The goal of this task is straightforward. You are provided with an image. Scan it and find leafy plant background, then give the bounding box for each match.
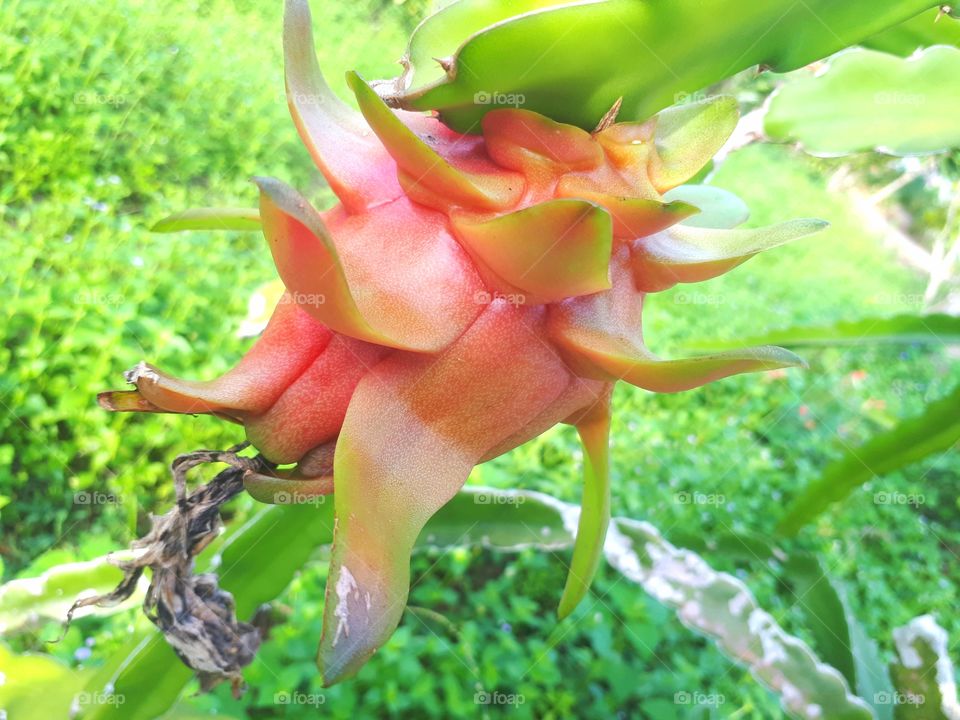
[1,0,958,718]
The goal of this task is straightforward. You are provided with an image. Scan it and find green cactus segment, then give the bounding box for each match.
[649,97,739,190]
[283,0,401,212]
[451,199,613,303]
[664,185,749,229]
[558,396,612,619]
[765,46,960,156]
[549,250,807,393]
[864,7,960,55]
[151,207,261,233]
[346,71,522,211]
[376,0,942,132]
[401,0,578,92]
[632,219,829,292]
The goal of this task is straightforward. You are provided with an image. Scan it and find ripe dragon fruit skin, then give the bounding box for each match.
[98,0,824,685]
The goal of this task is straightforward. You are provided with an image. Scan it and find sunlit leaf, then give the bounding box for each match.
[0,554,145,635]
[778,383,960,535]
[765,47,960,155]
[151,208,261,233]
[696,314,960,349]
[376,0,943,132]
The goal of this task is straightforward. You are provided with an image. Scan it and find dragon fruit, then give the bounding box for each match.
[99,0,824,684]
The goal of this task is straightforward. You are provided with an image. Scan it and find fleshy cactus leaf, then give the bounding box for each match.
[550,248,806,392]
[631,219,828,292]
[319,301,585,684]
[765,46,960,156]
[100,298,332,420]
[346,71,523,211]
[557,395,612,619]
[283,0,401,212]
[585,344,807,394]
[451,199,613,303]
[376,0,942,133]
[256,176,482,352]
[649,96,740,191]
[663,185,750,229]
[151,207,261,233]
[557,189,699,239]
[863,7,960,56]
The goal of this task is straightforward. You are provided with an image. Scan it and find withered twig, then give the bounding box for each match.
[61,443,273,696]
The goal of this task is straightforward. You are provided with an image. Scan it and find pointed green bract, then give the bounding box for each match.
[256,176,481,352]
[151,207,260,233]
[283,0,400,211]
[632,219,828,292]
[651,96,739,190]
[663,185,749,229]
[451,199,613,303]
[346,72,522,211]
[558,396,612,619]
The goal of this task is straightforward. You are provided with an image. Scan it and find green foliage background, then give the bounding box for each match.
[1,0,957,717]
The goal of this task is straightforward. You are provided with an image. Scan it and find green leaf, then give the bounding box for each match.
[864,8,960,55]
[376,0,942,132]
[70,487,874,719]
[151,208,261,233]
[784,555,895,719]
[664,185,750,229]
[0,554,145,635]
[423,486,574,550]
[696,314,960,349]
[778,383,960,535]
[889,615,960,719]
[784,554,858,689]
[765,47,960,155]
[0,642,91,717]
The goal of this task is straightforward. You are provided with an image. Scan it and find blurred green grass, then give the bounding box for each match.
[1,0,957,718]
